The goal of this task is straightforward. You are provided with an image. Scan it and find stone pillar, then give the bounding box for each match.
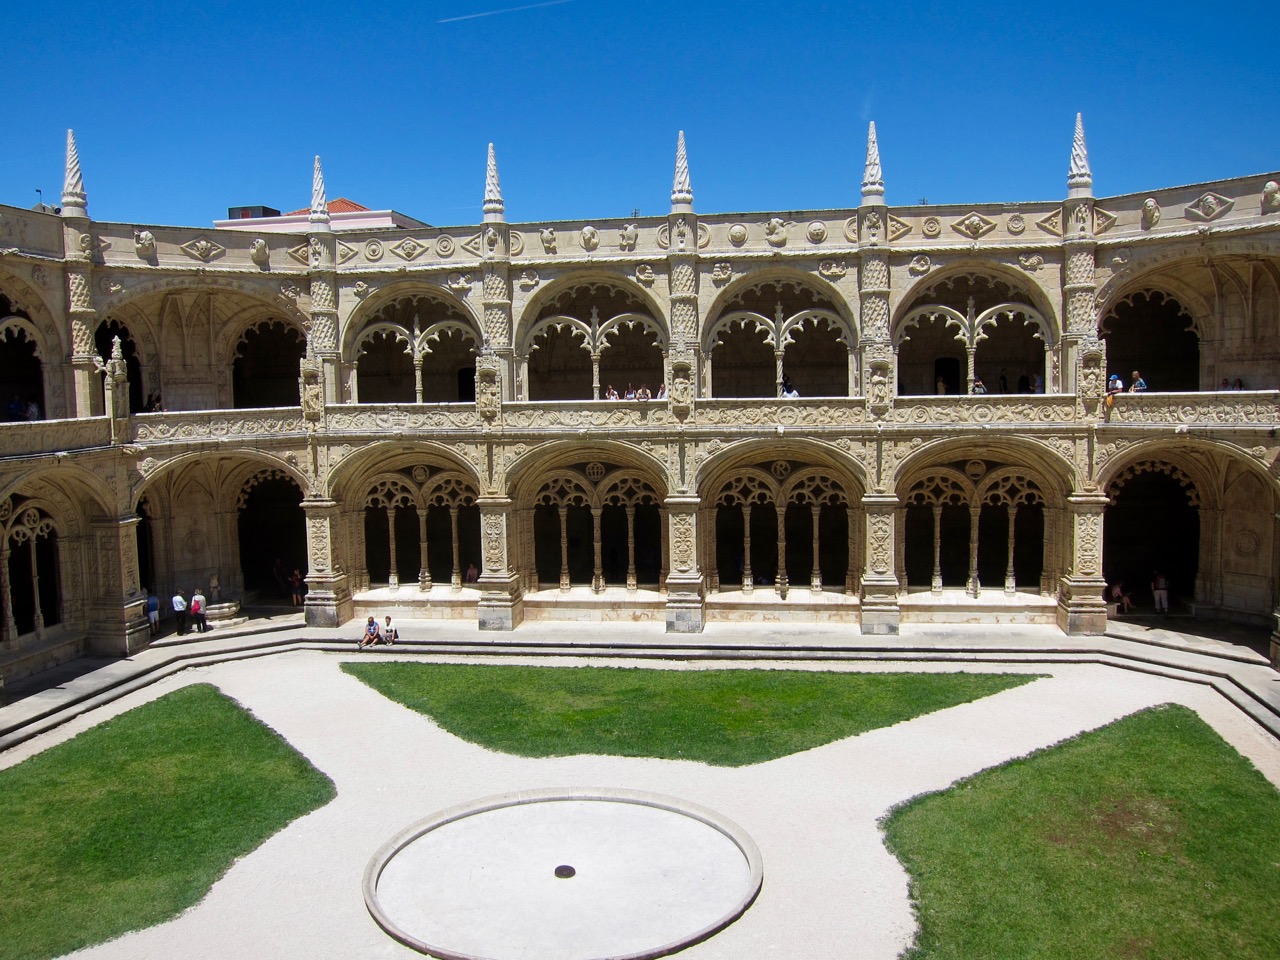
[1055,493,1109,635]
[477,497,523,630]
[87,515,150,656]
[664,495,704,633]
[860,493,900,634]
[301,498,353,627]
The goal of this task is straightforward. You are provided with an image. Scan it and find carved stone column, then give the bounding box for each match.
[860,493,900,634]
[301,498,353,627]
[1055,493,1109,635]
[477,497,523,630]
[663,495,704,633]
[87,514,150,656]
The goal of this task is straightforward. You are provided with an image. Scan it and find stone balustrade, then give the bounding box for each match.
[1,392,1273,461]
[0,417,110,456]
[1106,391,1280,425]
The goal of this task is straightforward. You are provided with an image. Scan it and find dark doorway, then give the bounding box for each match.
[1104,471,1199,609]
[933,357,962,396]
[0,327,43,419]
[1102,292,1200,391]
[237,476,306,597]
[233,321,305,408]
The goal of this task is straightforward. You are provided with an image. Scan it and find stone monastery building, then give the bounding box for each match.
[2,118,1279,687]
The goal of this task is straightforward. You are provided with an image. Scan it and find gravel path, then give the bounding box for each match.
[6,652,1279,960]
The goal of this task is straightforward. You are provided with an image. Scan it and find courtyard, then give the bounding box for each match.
[2,619,1279,959]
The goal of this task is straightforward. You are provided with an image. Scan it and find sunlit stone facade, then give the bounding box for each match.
[2,121,1279,686]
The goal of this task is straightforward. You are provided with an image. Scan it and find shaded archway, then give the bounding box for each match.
[706,277,853,398]
[357,329,415,402]
[1104,463,1199,611]
[519,281,666,401]
[1101,291,1199,391]
[350,292,480,403]
[2,502,61,639]
[233,320,305,408]
[896,273,1051,395]
[95,318,145,412]
[0,326,43,420]
[236,472,306,598]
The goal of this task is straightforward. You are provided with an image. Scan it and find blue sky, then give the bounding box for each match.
[3,1,1275,227]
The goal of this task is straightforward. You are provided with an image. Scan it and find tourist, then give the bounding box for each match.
[1107,581,1133,614]
[1220,377,1231,390]
[171,590,188,635]
[465,561,479,582]
[1129,370,1147,392]
[637,383,652,400]
[656,382,667,399]
[358,616,382,649]
[1233,378,1245,390]
[289,568,305,606]
[624,383,637,400]
[936,376,947,395]
[1106,374,1124,395]
[1033,372,1044,393]
[1151,570,1169,614]
[781,375,799,398]
[191,587,207,633]
[24,396,40,420]
[604,384,619,400]
[145,591,160,636]
[382,615,398,644]
[972,376,987,394]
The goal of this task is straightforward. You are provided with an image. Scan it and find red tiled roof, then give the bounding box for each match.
[282,197,371,216]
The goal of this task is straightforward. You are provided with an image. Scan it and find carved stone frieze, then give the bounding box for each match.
[951,212,996,240]
[180,236,225,262]
[886,215,912,242]
[1185,192,1233,222]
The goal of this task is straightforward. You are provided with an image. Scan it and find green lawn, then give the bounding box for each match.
[0,683,335,960]
[884,704,1280,959]
[341,662,1037,765]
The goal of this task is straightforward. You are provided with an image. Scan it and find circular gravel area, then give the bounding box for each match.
[364,788,763,960]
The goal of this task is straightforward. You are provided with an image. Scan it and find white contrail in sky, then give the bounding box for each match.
[438,0,574,23]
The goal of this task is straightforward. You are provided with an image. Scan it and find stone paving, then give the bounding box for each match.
[2,619,1279,959]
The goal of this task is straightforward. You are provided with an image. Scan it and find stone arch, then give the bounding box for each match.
[698,442,866,597]
[344,287,482,404]
[703,271,856,399]
[506,445,668,594]
[516,275,668,401]
[893,268,1056,396]
[895,260,1061,337]
[232,317,306,408]
[327,440,483,504]
[896,445,1068,597]
[0,268,65,367]
[1100,289,1200,391]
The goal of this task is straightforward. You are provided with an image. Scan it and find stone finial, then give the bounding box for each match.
[62,129,88,218]
[861,121,885,206]
[1068,113,1093,199]
[483,143,505,222]
[671,130,693,213]
[310,155,331,229]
